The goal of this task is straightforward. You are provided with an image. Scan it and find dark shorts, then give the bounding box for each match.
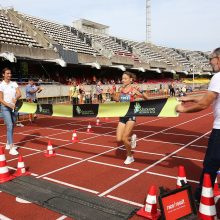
[119,116,136,124]
[97,94,102,101]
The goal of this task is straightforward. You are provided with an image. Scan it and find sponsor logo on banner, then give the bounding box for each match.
[134,102,156,114]
[76,106,82,114]
[126,99,167,117]
[73,104,98,117]
[36,104,53,115]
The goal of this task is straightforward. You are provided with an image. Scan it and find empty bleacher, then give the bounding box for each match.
[21,14,98,55]
[0,13,42,48]
[157,46,191,68]
[179,49,210,69]
[0,8,212,73]
[122,39,174,66]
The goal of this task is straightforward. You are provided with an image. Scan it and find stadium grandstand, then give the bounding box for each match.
[0,7,213,103]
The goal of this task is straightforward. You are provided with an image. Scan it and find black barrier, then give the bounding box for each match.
[159,184,197,220]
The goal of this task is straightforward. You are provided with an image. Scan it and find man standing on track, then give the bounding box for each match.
[176,47,220,202]
[26,79,42,122]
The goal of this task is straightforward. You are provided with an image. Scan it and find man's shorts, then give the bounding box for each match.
[97,94,102,101]
[119,116,136,124]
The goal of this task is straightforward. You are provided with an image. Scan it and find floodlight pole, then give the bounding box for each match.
[146,0,151,43]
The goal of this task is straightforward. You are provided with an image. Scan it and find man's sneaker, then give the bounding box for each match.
[124,156,134,165]
[5,144,10,150]
[16,123,24,127]
[9,148,19,156]
[13,145,18,150]
[131,134,137,149]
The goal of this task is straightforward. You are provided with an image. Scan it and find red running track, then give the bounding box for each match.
[0,108,219,220]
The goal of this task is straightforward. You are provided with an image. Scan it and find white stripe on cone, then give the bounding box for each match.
[21,168,25,173]
[48,145,53,150]
[202,187,214,197]
[177,177,187,186]
[146,195,157,204]
[145,204,152,212]
[0,155,6,161]
[199,203,216,216]
[0,166,9,174]
[17,162,25,168]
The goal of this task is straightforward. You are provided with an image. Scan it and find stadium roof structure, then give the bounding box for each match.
[0,7,212,74]
[78,19,109,30]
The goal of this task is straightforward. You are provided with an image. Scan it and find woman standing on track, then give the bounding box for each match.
[0,68,21,155]
[114,72,148,165]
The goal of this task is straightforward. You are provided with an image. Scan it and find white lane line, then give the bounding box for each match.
[79,130,115,143]
[146,171,199,184]
[89,118,164,131]
[0,118,89,139]
[80,141,165,156]
[37,112,212,181]
[18,146,41,152]
[78,142,114,149]
[15,197,31,204]
[7,142,73,162]
[88,160,139,172]
[0,214,12,220]
[136,117,164,126]
[36,127,166,179]
[107,195,143,207]
[133,129,155,133]
[14,130,70,145]
[162,131,200,138]
[142,139,185,146]
[118,147,165,156]
[7,166,38,177]
[172,155,203,162]
[37,147,126,179]
[55,154,82,160]
[98,129,211,197]
[56,215,67,220]
[190,144,207,148]
[43,177,99,194]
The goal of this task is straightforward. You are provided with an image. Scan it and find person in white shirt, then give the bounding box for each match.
[176,47,220,203]
[0,68,21,155]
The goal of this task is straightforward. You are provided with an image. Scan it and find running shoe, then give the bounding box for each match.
[9,147,19,156]
[124,156,134,165]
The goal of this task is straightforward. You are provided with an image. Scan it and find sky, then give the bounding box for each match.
[0,0,219,51]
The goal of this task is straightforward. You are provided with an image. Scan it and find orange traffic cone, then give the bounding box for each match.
[176,165,187,188]
[87,123,94,133]
[0,146,14,183]
[96,118,100,126]
[198,173,217,220]
[71,130,79,143]
[136,185,160,219]
[44,141,56,157]
[14,155,31,177]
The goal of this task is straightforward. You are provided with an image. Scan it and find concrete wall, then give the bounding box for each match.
[0,43,59,60]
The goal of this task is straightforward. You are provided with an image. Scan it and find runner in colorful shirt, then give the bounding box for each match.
[114,72,148,165]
